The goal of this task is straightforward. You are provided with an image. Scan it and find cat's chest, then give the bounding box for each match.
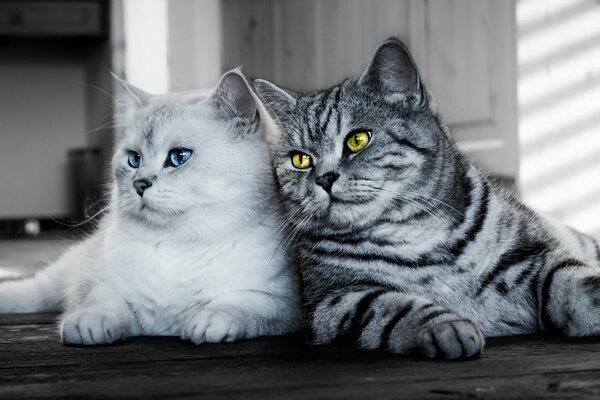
[102,237,237,334]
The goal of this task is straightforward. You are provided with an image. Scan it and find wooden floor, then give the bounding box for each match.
[2,314,600,399]
[3,237,600,399]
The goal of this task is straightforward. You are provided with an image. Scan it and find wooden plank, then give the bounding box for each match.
[2,313,600,398]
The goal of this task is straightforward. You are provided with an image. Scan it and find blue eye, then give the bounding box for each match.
[167,148,193,168]
[127,151,141,168]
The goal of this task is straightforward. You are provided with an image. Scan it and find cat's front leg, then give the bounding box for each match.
[181,290,302,344]
[60,308,124,345]
[309,288,484,359]
[536,258,600,336]
[59,285,136,345]
[181,308,244,344]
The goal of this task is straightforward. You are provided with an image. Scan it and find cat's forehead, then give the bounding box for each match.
[125,97,219,148]
[280,83,366,151]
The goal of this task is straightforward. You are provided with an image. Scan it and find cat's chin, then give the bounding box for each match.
[317,201,382,231]
[123,201,185,227]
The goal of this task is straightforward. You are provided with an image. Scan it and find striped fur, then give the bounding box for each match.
[253,39,600,359]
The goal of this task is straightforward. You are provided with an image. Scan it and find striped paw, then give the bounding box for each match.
[181,309,245,344]
[417,320,484,359]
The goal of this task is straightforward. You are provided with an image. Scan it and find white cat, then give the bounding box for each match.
[0,70,303,345]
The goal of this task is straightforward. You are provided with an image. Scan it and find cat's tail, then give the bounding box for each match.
[0,239,90,313]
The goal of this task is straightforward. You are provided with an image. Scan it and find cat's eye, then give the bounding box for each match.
[345,130,371,153]
[166,148,193,168]
[127,151,141,168]
[290,152,312,170]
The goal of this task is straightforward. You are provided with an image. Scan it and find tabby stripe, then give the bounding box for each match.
[447,170,473,232]
[335,109,342,137]
[581,275,600,289]
[320,87,340,134]
[300,266,398,295]
[312,92,330,136]
[305,233,397,248]
[371,151,409,163]
[476,240,548,296]
[334,290,387,345]
[381,164,413,171]
[449,180,490,259]
[416,303,438,314]
[343,278,399,292]
[379,301,414,350]
[299,124,311,149]
[514,259,538,287]
[335,311,353,338]
[398,209,431,224]
[391,137,431,154]
[594,241,600,265]
[329,293,345,306]
[305,100,320,142]
[309,245,443,268]
[495,281,509,295]
[419,309,449,325]
[540,259,587,333]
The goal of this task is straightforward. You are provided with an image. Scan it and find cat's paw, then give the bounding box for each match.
[181,309,245,344]
[60,309,123,345]
[417,319,484,359]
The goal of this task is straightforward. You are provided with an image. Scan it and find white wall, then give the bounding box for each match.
[120,0,222,93]
[168,0,222,91]
[518,0,600,237]
[122,0,169,93]
[220,0,518,177]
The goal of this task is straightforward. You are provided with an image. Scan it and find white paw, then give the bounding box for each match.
[181,309,245,344]
[60,309,123,345]
[417,319,484,359]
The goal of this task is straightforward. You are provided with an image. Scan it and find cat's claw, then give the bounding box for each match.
[182,309,244,344]
[60,309,123,345]
[417,319,484,359]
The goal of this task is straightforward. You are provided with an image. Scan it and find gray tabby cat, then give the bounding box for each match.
[252,39,600,359]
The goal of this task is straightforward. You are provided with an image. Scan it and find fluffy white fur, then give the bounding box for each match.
[0,70,303,345]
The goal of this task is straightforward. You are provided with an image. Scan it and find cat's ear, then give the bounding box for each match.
[358,39,426,109]
[253,79,297,111]
[212,69,257,121]
[111,73,151,118]
[251,79,297,149]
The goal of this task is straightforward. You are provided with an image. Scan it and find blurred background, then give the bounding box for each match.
[0,0,598,238]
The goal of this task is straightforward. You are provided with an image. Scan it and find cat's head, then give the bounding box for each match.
[111,70,268,228]
[254,39,453,231]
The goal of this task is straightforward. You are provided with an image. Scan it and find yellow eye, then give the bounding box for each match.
[346,131,371,153]
[291,152,312,169]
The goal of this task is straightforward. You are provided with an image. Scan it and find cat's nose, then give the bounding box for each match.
[133,179,152,197]
[315,171,339,193]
